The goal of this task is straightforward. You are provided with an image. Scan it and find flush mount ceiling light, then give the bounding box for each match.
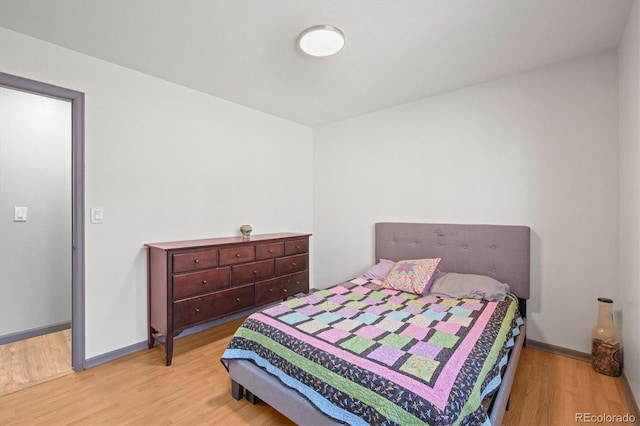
[298,25,345,57]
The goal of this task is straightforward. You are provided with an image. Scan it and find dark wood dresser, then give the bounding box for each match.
[146,232,311,365]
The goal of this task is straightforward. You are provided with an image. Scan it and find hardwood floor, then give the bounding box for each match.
[0,318,633,425]
[0,329,72,397]
[502,346,632,425]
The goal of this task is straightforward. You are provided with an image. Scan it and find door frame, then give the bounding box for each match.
[0,71,85,371]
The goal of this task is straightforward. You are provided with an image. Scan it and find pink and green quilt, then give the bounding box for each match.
[222,278,523,425]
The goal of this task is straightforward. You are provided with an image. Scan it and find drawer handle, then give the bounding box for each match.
[296,245,301,249]
[268,249,274,253]
[268,288,273,293]
[195,308,201,314]
[291,262,297,267]
[295,281,301,285]
[236,297,241,303]
[283,288,288,293]
[194,259,200,264]
[202,280,207,285]
[235,253,241,258]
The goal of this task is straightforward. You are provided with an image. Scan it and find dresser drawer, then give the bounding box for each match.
[173,267,230,300]
[275,253,308,276]
[284,239,308,256]
[173,294,216,329]
[219,245,255,266]
[256,242,284,260]
[173,284,254,329]
[286,272,309,295]
[255,272,308,305]
[231,260,274,286]
[173,249,217,273]
[213,284,255,317]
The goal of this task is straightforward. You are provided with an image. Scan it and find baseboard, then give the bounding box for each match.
[620,372,640,424]
[526,339,591,362]
[84,340,149,369]
[84,306,266,369]
[528,339,639,421]
[0,321,71,345]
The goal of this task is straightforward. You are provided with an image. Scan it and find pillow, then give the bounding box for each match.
[360,259,395,280]
[428,272,510,301]
[382,258,441,294]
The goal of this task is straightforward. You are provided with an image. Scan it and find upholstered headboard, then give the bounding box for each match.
[375,223,530,300]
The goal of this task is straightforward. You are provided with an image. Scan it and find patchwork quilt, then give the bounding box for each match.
[221,278,523,426]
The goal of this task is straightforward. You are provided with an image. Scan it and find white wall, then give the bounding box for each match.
[0,19,631,386]
[618,0,640,406]
[0,27,313,359]
[314,51,619,354]
[0,88,72,336]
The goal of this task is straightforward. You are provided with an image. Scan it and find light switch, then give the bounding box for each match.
[14,206,27,222]
[90,207,104,224]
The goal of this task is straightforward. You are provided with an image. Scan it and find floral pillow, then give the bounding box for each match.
[382,258,441,294]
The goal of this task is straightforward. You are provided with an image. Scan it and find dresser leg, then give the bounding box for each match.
[165,335,174,366]
[148,327,156,349]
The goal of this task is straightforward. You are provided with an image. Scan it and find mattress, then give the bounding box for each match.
[222,278,523,425]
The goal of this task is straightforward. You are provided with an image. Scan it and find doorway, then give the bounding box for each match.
[0,72,85,375]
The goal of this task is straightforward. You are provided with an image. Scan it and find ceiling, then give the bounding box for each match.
[0,1,633,127]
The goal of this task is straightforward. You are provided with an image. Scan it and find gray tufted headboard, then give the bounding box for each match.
[375,223,530,300]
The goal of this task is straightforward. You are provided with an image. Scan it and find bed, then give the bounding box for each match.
[221,222,530,425]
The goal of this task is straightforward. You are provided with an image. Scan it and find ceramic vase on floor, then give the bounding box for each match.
[591,297,621,377]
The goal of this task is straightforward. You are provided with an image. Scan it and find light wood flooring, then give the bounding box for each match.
[0,329,73,397]
[0,317,634,425]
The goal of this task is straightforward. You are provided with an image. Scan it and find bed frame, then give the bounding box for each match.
[227,222,530,425]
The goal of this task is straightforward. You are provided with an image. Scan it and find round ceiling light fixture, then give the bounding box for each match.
[298,25,345,57]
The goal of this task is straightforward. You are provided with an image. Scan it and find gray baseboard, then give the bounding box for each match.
[0,321,71,345]
[526,339,591,362]
[84,340,149,369]
[84,306,267,369]
[620,373,640,425]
